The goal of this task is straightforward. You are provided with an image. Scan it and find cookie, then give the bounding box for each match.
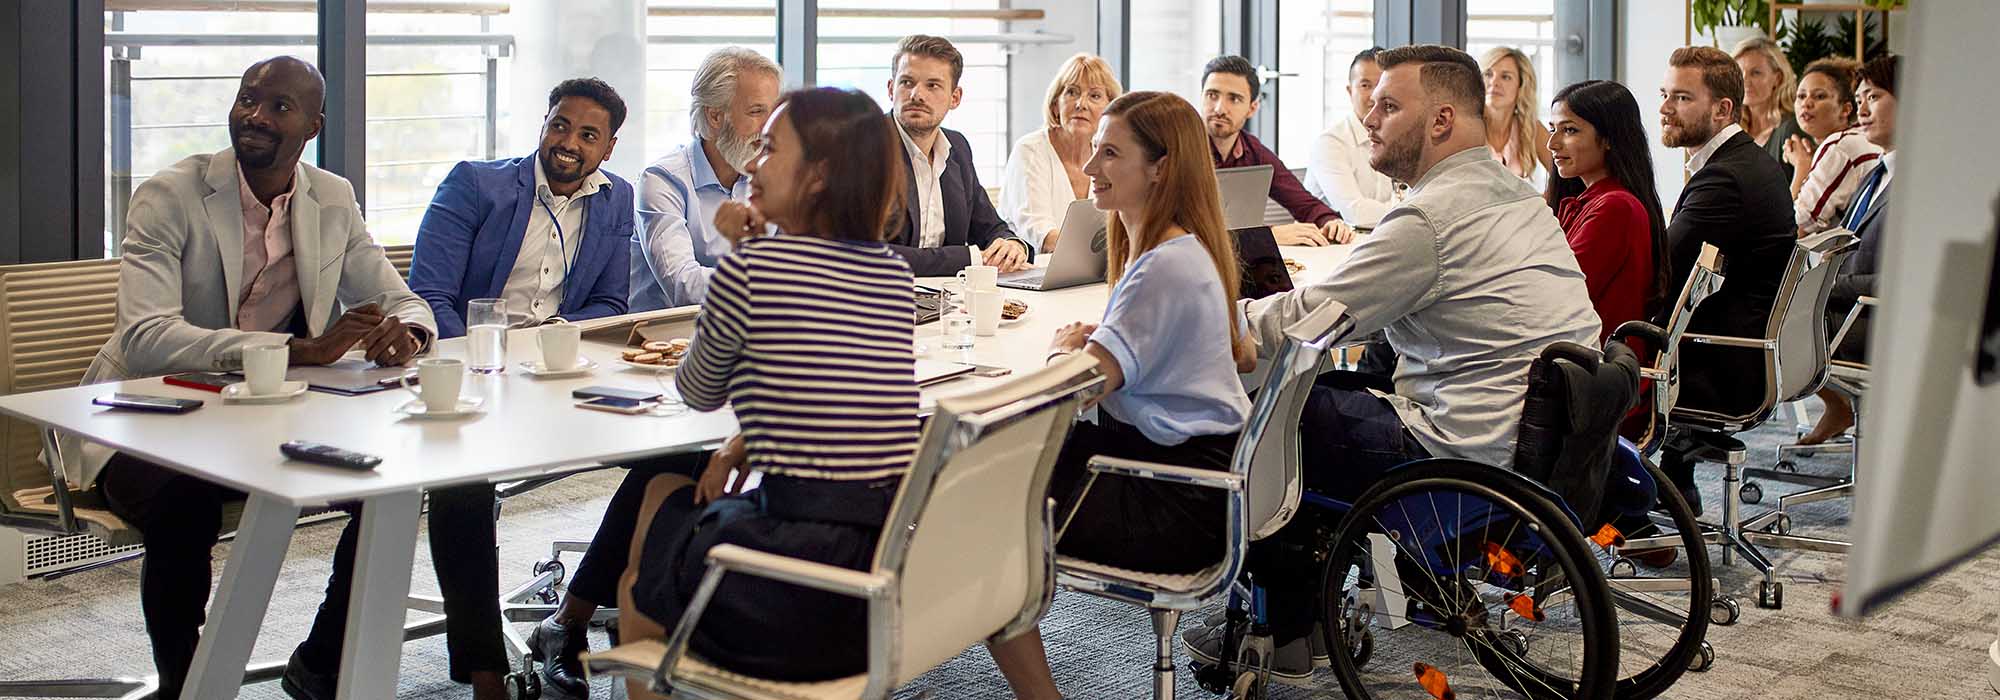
[641,340,674,352]
[631,352,663,364]
[620,348,648,361]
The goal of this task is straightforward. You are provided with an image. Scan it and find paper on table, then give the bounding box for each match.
[278,358,414,395]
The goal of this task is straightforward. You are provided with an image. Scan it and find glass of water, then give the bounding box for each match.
[939,281,974,351]
[467,298,508,374]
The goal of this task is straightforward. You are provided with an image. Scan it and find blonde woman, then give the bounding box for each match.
[1733,36,1807,179]
[999,52,1123,251]
[1480,46,1554,185]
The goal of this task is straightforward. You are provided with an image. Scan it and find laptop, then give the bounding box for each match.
[1232,225,1294,300]
[998,199,1110,292]
[1216,165,1276,230]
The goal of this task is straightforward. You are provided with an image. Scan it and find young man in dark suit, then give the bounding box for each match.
[1654,45,1798,511]
[883,34,1035,276]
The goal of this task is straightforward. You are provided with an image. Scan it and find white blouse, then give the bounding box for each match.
[998,129,1084,251]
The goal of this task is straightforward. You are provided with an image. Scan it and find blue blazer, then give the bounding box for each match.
[409,156,632,338]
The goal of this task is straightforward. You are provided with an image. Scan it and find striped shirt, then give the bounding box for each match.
[1795,128,1884,233]
[679,235,921,481]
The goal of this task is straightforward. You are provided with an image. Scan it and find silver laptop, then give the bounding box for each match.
[999,199,1109,291]
[1217,165,1276,230]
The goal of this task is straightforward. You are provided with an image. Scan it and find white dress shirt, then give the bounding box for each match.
[895,119,952,250]
[1685,123,1745,175]
[1303,111,1401,228]
[504,156,608,322]
[999,128,1082,251]
[631,137,749,310]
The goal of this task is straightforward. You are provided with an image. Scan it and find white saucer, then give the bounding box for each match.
[618,358,681,374]
[520,356,597,378]
[395,396,485,419]
[221,380,309,404]
[999,300,1031,327]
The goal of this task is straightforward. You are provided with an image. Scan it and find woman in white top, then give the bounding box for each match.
[1784,57,1883,234]
[1480,46,1554,187]
[999,53,1123,252]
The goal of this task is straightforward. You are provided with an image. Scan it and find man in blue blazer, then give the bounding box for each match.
[411,78,633,337]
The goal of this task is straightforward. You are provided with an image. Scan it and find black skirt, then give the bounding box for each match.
[1050,415,1238,574]
[630,474,898,681]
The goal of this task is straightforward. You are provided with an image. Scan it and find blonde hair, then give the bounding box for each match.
[1480,46,1542,180]
[1098,91,1241,347]
[1732,36,1797,127]
[1042,53,1124,130]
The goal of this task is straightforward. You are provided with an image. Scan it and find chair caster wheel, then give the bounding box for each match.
[1231,671,1262,700]
[533,559,567,586]
[1758,581,1784,610]
[1766,512,1792,535]
[1710,596,1742,625]
[1609,557,1637,578]
[1192,661,1229,693]
[507,671,542,700]
[1775,459,1800,473]
[1739,481,1764,505]
[1689,640,1715,672]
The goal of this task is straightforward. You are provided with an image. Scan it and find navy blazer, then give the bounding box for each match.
[409,157,632,338]
[884,127,1032,276]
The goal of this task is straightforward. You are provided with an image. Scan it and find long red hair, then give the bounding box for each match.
[1100,91,1243,347]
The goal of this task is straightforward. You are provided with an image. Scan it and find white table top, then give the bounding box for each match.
[0,244,1352,508]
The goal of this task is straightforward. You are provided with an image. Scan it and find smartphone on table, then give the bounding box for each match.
[92,393,204,414]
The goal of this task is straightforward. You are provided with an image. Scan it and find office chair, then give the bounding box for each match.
[1740,295,1875,549]
[582,353,1104,700]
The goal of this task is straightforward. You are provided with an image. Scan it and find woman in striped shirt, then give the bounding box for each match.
[988,91,1255,700]
[1784,58,1883,235]
[614,87,917,692]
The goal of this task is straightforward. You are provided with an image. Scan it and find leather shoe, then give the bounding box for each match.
[529,616,590,699]
[280,647,336,700]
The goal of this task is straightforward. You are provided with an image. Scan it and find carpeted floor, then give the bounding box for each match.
[2,408,1995,699]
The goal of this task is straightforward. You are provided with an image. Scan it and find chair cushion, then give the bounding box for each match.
[8,486,143,548]
[1055,555,1226,596]
[675,656,868,700]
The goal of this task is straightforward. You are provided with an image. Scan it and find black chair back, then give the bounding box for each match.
[1512,341,1642,521]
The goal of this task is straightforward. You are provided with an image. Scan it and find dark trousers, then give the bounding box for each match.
[1250,380,1430,644]
[562,451,709,607]
[96,453,508,695]
[1050,416,1238,574]
[1354,339,1398,380]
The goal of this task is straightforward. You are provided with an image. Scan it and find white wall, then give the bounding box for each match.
[1616,0,1689,207]
[509,0,650,183]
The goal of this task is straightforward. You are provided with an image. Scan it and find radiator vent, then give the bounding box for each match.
[23,531,140,576]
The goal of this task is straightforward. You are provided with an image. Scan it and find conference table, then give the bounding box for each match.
[0,242,1350,699]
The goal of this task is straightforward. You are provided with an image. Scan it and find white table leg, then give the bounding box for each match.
[181,494,301,700]
[335,489,423,700]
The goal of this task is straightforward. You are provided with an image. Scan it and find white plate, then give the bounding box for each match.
[394,396,485,419]
[519,356,597,378]
[999,300,1031,327]
[618,358,682,374]
[221,380,309,404]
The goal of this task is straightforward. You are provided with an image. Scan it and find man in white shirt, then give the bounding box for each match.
[1304,46,1403,228]
[882,34,1034,276]
[630,47,781,310]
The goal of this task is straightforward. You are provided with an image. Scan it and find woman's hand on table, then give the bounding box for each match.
[1048,322,1097,357]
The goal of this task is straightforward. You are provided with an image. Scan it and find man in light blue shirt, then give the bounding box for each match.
[630,47,781,310]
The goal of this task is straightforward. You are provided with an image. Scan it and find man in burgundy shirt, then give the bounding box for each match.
[1201,55,1355,247]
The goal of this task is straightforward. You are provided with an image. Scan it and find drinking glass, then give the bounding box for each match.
[467,298,508,374]
[939,281,974,350]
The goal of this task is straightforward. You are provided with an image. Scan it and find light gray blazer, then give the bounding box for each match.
[60,148,436,488]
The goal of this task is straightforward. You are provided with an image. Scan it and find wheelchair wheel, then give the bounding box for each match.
[1597,458,1714,699]
[1319,460,1618,700]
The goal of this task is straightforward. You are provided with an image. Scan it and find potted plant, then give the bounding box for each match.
[1691,0,1774,49]
[1779,15,1843,75]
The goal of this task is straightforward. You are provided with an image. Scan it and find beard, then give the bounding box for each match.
[541,147,587,184]
[230,122,283,170]
[713,119,761,172]
[896,103,943,137]
[1368,126,1424,183]
[1663,116,1716,148]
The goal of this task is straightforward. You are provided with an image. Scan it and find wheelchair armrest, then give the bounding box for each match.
[650,545,892,692]
[1609,321,1667,352]
[1085,456,1244,491]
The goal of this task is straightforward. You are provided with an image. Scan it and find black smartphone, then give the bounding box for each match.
[92,393,203,414]
[571,385,662,402]
[280,440,383,471]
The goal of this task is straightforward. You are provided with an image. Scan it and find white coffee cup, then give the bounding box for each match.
[537,322,582,371]
[958,265,999,293]
[242,344,290,396]
[972,290,1003,336]
[401,357,465,412]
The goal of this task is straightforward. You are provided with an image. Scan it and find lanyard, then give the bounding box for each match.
[538,193,578,283]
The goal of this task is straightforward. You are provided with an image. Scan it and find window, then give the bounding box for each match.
[364,3,510,245]
[817,3,1013,185]
[1274,0,1376,165]
[1127,0,1223,103]
[645,2,777,167]
[1465,0,1560,117]
[104,3,319,254]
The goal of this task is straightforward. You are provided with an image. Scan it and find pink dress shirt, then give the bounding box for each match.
[235,170,301,332]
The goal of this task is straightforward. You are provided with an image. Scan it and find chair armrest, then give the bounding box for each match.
[1085,456,1244,491]
[1609,321,1667,352]
[649,544,892,693]
[1679,333,1775,350]
[1856,296,1877,307]
[1829,296,1878,361]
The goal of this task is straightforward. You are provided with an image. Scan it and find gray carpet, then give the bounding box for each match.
[2,408,1996,699]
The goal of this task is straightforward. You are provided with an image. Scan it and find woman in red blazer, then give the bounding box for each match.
[1545,80,1671,342]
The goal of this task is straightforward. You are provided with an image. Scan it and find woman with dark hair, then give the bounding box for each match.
[613,87,916,696]
[1786,57,1883,235]
[1544,79,1670,341]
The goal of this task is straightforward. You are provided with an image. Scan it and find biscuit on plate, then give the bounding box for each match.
[631,352,663,364]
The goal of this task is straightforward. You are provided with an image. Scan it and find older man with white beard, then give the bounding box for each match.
[630,47,782,310]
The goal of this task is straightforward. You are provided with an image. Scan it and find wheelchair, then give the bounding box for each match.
[1191,340,1720,700]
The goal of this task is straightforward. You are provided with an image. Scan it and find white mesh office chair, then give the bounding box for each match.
[1741,295,1875,547]
[1053,301,1352,700]
[581,353,1104,700]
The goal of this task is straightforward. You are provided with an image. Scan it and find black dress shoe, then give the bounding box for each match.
[280,648,337,700]
[528,616,590,699]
